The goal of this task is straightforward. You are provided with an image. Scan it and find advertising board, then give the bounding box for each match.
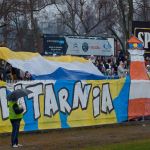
[43,35,115,56]
[132,21,150,53]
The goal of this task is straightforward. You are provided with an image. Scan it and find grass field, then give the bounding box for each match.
[83,139,150,150]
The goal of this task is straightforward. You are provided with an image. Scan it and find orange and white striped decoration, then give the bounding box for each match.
[128,36,150,120]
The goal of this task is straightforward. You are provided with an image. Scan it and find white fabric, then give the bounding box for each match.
[129,80,150,99]
[7,55,103,76]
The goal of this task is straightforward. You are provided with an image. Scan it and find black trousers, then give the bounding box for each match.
[10,119,21,146]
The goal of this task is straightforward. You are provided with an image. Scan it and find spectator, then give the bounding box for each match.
[24,71,32,80]
[5,63,13,81]
[0,72,3,80]
[19,70,25,80]
[146,65,150,72]
[145,56,150,66]
[0,42,7,47]
[89,55,96,64]
[8,99,24,148]
[117,61,128,78]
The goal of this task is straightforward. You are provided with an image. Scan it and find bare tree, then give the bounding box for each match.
[18,0,55,52]
[107,0,134,52]
[0,0,20,45]
[0,0,149,53]
[54,0,116,36]
[0,0,55,51]
[134,0,150,21]
[108,0,150,52]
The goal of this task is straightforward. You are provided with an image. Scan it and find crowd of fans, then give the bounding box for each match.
[0,60,32,81]
[0,54,150,82]
[86,54,130,78]
[87,54,150,78]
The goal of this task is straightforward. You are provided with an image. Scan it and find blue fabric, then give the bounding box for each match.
[113,75,131,123]
[54,80,76,128]
[23,97,38,131]
[31,68,110,80]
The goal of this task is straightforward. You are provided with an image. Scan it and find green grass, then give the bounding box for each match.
[82,139,150,150]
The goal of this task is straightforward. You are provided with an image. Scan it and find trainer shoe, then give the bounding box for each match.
[17,144,23,147]
[12,144,18,148]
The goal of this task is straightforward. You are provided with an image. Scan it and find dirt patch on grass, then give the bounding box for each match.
[0,121,150,150]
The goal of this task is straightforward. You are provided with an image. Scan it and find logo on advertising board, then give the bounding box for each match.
[132,21,150,51]
[103,41,112,50]
[82,42,89,52]
[73,43,78,49]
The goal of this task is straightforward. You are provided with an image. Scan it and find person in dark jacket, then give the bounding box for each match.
[8,101,24,148]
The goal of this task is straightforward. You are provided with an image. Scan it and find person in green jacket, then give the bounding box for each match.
[8,101,24,148]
